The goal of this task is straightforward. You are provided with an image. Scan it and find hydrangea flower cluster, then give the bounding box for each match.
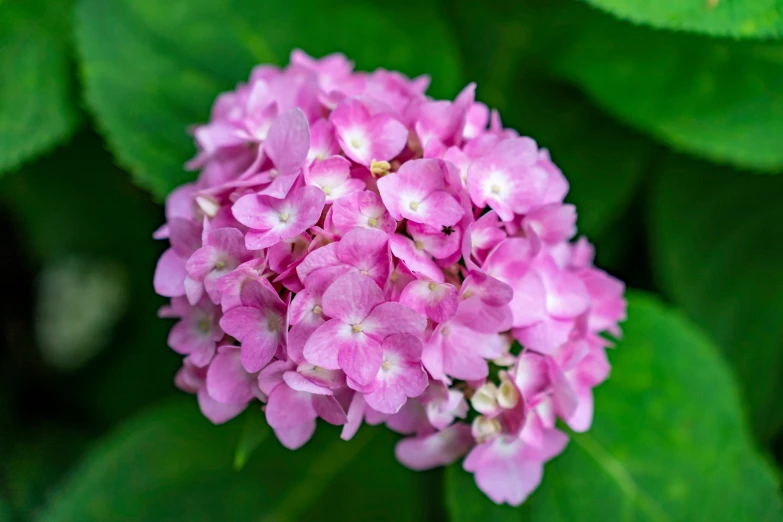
[153,50,626,506]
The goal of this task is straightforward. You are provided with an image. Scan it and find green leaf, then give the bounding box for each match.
[582,0,783,39]
[0,0,80,174]
[75,0,462,199]
[649,155,783,442]
[0,497,12,522]
[4,424,94,518]
[447,0,654,242]
[40,399,434,522]
[445,293,783,521]
[558,7,783,173]
[233,410,269,471]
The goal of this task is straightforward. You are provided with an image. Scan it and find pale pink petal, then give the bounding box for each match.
[206,346,257,404]
[313,394,348,425]
[389,234,444,282]
[321,271,385,324]
[154,248,188,297]
[395,423,473,470]
[303,318,352,370]
[338,333,383,386]
[264,108,310,176]
[362,302,427,339]
[400,279,458,323]
[197,388,247,425]
[341,392,366,440]
[283,371,332,395]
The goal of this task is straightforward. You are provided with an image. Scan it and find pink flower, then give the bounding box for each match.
[185,227,253,304]
[219,280,287,372]
[303,272,426,386]
[464,430,568,506]
[330,98,407,166]
[260,360,347,449]
[232,185,325,249]
[153,218,201,298]
[329,190,396,235]
[176,360,247,424]
[305,155,364,202]
[352,333,428,414]
[377,158,464,228]
[296,226,391,288]
[155,51,626,506]
[163,296,223,367]
[206,345,263,405]
[467,137,549,221]
[399,279,459,323]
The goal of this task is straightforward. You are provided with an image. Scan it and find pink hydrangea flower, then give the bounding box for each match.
[154,50,626,507]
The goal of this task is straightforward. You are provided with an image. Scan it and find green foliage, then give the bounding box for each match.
[74,0,462,199]
[40,399,433,522]
[582,0,783,38]
[0,0,80,175]
[232,410,270,471]
[650,156,783,442]
[1,0,782,519]
[559,6,783,173]
[446,293,783,521]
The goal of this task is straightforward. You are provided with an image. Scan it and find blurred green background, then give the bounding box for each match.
[1,0,783,520]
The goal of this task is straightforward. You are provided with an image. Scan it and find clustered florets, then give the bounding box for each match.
[153,50,626,505]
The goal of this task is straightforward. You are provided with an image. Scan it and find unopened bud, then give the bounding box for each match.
[472,415,501,443]
[471,382,499,414]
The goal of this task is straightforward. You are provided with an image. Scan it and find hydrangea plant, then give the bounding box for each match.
[153,50,626,505]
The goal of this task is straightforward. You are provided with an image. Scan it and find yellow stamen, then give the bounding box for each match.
[409,201,419,211]
[279,212,289,223]
[370,159,392,178]
[367,217,378,227]
[352,324,363,333]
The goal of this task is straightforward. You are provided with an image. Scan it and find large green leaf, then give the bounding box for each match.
[447,0,655,242]
[649,155,783,442]
[582,0,783,38]
[75,0,462,199]
[0,0,80,174]
[558,7,783,173]
[446,293,783,521]
[40,400,435,522]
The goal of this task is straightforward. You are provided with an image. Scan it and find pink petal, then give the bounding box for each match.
[338,333,383,386]
[389,234,444,282]
[341,392,366,440]
[206,346,256,404]
[362,302,427,339]
[400,279,459,323]
[154,248,188,297]
[303,318,352,370]
[313,394,348,425]
[395,423,474,471]
[321,271,385,324]
[273,421,317,450]
[264,108,310,176]
[417,190,464,228]
[283,371,332,395]
[197,388,247,425]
